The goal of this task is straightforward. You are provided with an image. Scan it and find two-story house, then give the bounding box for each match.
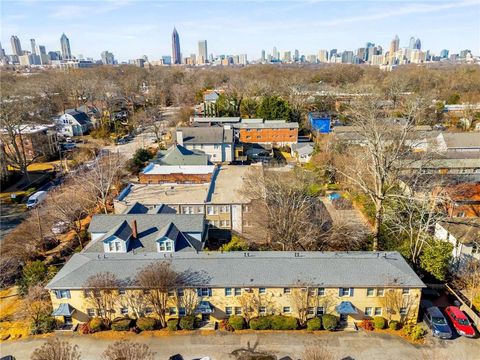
[57,109,93,137]
[46,251,425,328]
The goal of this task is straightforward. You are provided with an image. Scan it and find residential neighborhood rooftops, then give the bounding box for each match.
[208,165,255,204]
[117,183,210,205]
[64,109,91,125]
[438,218,480,245]
[46,251,426,290]
[153,144,210,166]
[176,127,234,144]
[440,133,480,149]
[233,119,299,129]
[192,117,241,123]
[142,164,215,176]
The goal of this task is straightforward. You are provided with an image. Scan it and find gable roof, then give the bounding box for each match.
[103,220,132,242]
[154,144,210,166]
[439,218,480,244]
[64,109,91,126]
[46,251,426,290]
[124,202,176,214]
[442,133,480,149]
[177,127,233,144]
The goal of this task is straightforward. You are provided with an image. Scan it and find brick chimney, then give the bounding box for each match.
[131,219,138,239]
[176,129,183,146]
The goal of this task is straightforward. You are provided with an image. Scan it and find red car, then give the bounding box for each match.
[444,306,476,337]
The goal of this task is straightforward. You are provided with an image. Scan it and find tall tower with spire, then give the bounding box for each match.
[172,27,181,64]
[60,33,72,60]
[414,38,421,50]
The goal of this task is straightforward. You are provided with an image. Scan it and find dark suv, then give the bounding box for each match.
[423,306,453,339]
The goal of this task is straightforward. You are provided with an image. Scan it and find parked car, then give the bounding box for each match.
[444,306,476,337]
[61,142,76,151]
[65,137,73,143]
[423,306,453,339]
[26,191,47,209]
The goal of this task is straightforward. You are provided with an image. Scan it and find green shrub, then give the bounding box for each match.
[228,315,245,330]
[111,318,133,331]
[306,317,322,331]
[373,316,386,329]
[136,317,156,331]
[219,235,249,252]
[389,320,399,330]
[321,314,338,331]
[411,325,426,341]
[271,315,298,330]
[249,316,272,330]
[167,318,178,331]
[89,318,103,332]
[179,315,196,330]
[30,315,56,335]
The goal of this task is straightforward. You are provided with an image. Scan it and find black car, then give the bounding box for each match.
[423,306,453,339]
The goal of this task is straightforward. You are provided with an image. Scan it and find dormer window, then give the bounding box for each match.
[157,237,174,252]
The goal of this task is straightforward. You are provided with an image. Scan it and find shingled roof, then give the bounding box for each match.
[46,251,425,290]
[153,144,210,166]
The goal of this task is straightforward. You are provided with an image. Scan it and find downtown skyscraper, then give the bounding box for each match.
[198,40,207,64]
[10,35,22,56]
[172,27,181,64]
[60,33,72,59]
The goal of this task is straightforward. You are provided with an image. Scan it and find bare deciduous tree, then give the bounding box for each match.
[74,153,127,214]
[236,290,273,322]
[173,288,199,316]
[117,291,149,319]
[291,286,316,326]
[102,340,155,360]
[135,261,184,327]
[453,258,480,308]
[21,284,53,331]
[83,272,120,324]
[333,92,432,250]
[31,338,81,360]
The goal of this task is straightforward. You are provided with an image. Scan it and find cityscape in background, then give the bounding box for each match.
[1,28,477,70]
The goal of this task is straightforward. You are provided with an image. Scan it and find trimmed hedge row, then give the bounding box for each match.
[228,315,246,330]
[248,316,298,330]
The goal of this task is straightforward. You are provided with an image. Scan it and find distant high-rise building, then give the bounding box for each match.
[365,42,375,61]
[440,49,449,59]
[10,35,22,56]
[283,51,292,62]
[101,50,115,65]
[357,48,366,61]
[0,42,5,58]
[318,49,328,62]
[161,55,172,65]
[414,38,421,50]
[389,34,400,54]
[409,37,416,49]
[460,49,471,58]
[341,51,354,64]
[272,46,279,60]
[294,49,299,62]
[197,40,207,64]
[261,49,266,62]
[172,27,181,64]
[30,39,37,55]
[37,45,48,65]
[239,54,248,65]
[60,33,72,59]
[329,49,337,59]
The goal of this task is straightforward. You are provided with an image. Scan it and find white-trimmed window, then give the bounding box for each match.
[400,307,408,316]
[115,242,121,251]
[365,307,373,316]
[118,288,126,295]
[366,288,375,297]
[377,288,385,296]
[234,288,242,296]
[318,288,325,296]
[283,288,291,294]
[200,288,210,297]
[177,288,184,296]
[374,307,382,316]
[169,307,177,315]
[316,307,325,315]
[307,307,315,315]
[225,288,232,296]
[182,206,194,214]
[234,307,242,315]
[145,307,153,315]
[120,307,128,315]
[158,238,174,252]
[87,308,95,317]
[402,288,410,295]
[283,306,291,314]
[219,205,230,213]
[225,307,233,315]
[339,288,352,297]
[259,287,266,294]
[179,307,186,316]
[259,306,266,315]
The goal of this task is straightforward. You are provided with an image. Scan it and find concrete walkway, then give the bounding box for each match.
[1,331,479,360]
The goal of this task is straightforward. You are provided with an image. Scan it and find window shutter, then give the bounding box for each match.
[338,288,342,297]
[350,288,354,297]
[197,288,202,296]
[208,288,212,297]
[55,290,61,299]
[66,290,71,299]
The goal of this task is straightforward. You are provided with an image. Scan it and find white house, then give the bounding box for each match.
[175,127,234,163]
[291,142,315,163]
[56,109,93,137]
[435,218,480,268]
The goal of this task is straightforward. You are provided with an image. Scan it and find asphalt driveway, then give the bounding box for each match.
[1,331,479,360]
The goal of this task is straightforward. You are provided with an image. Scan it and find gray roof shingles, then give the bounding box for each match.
[177,127,234,144]
[46,251,425,290]
[154,144,210,166]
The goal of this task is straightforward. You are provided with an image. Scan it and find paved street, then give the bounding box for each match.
[1,331,479,360]
[104,131,157,158]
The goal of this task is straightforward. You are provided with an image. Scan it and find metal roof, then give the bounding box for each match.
[46,251,425,290]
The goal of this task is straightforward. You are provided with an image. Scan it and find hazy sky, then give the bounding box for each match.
[1,0,479,61]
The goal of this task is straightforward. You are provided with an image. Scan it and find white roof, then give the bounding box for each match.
[143,165,215,175]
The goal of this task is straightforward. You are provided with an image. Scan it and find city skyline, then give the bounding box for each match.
[1,0,479,62]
